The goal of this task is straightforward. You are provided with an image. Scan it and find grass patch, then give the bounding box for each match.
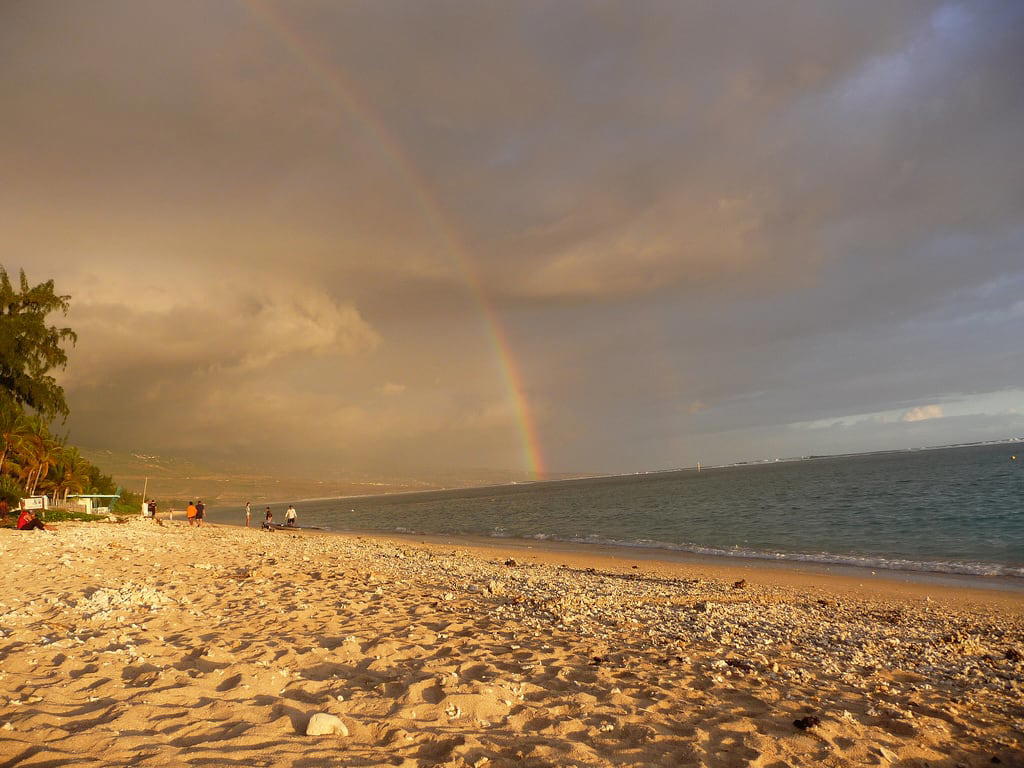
[43,509,107,522]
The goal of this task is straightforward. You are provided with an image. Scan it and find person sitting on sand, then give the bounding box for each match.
[16,509,55,531]
[285,505,297,527]
[186,501,197,527]
[262,507,274,530]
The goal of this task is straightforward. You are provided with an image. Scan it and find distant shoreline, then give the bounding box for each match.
[204,435,1024,508]
[102,435,1024,508]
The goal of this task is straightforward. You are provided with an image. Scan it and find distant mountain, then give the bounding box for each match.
[76,447,570,507]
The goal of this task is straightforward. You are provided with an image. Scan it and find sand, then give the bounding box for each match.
[1,519,1022,767]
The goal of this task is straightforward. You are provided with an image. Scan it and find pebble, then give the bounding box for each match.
[305,712,348,737]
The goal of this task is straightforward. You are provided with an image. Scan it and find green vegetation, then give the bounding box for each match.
[0,266,139,520]
[0,267,77,419]
[113,488,142,515]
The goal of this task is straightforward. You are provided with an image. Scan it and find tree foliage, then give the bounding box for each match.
[0,266,77,419]
[0,267,139,515]
[0,401,118,503]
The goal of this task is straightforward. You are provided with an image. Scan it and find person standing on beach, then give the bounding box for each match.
[195,499,205,527]
[0,498,9,523]
[186,500,197,527]
[285,504,297,527]
[245,502,251,528]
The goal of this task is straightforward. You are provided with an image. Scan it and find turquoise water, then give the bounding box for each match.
[211,443,1024,578]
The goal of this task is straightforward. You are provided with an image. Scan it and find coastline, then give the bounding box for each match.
[376,530,1024,608]
[205,440,1024,587]
[3,519,1021,766]
[207,509,1024,599]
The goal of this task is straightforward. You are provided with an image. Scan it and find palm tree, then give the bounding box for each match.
[21,416,61,497]
[52,445,89,504]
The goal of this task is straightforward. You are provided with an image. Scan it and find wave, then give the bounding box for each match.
[563,535,1024,578]
[375,525,1024,579]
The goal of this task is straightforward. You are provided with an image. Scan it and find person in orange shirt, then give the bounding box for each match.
[186,500,198,527]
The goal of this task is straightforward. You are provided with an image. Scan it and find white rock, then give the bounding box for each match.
[305,712,348,737]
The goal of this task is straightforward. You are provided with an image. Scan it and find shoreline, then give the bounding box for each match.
[376,530,1024,609]
[206,511,1024,598]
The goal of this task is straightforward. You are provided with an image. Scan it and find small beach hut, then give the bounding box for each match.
[66,494,121,515]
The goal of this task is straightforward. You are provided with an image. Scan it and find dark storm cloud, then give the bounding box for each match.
[3,0,1022,476]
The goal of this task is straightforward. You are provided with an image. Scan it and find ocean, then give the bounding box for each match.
[210,443,1024,579]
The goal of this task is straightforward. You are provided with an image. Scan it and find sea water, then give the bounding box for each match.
[213,443,1024,579]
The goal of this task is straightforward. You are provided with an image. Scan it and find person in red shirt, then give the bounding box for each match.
[16,509,54,531]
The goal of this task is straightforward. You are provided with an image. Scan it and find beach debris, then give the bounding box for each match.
[732,579,747,590]
[485,580,504,596]
[725,658,753,673]
[77,585,172,617]
[305,712,348,736]
[793,715,821,730]
[869,745,897,761]
[1004,647,1021,663]
[503,558,518,567]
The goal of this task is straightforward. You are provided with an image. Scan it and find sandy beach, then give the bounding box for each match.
[1,519,1022,767]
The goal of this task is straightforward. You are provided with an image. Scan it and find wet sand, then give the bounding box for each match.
[1,519,1021,767]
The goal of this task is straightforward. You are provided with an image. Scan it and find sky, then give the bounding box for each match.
[3,0,1023,479]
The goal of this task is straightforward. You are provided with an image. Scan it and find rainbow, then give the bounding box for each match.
[242,0,545,477]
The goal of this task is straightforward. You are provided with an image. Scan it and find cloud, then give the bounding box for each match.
[902,405,945,423]
[3,1,1023,476]
[64,287,379,385]
[506,194,773,300]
